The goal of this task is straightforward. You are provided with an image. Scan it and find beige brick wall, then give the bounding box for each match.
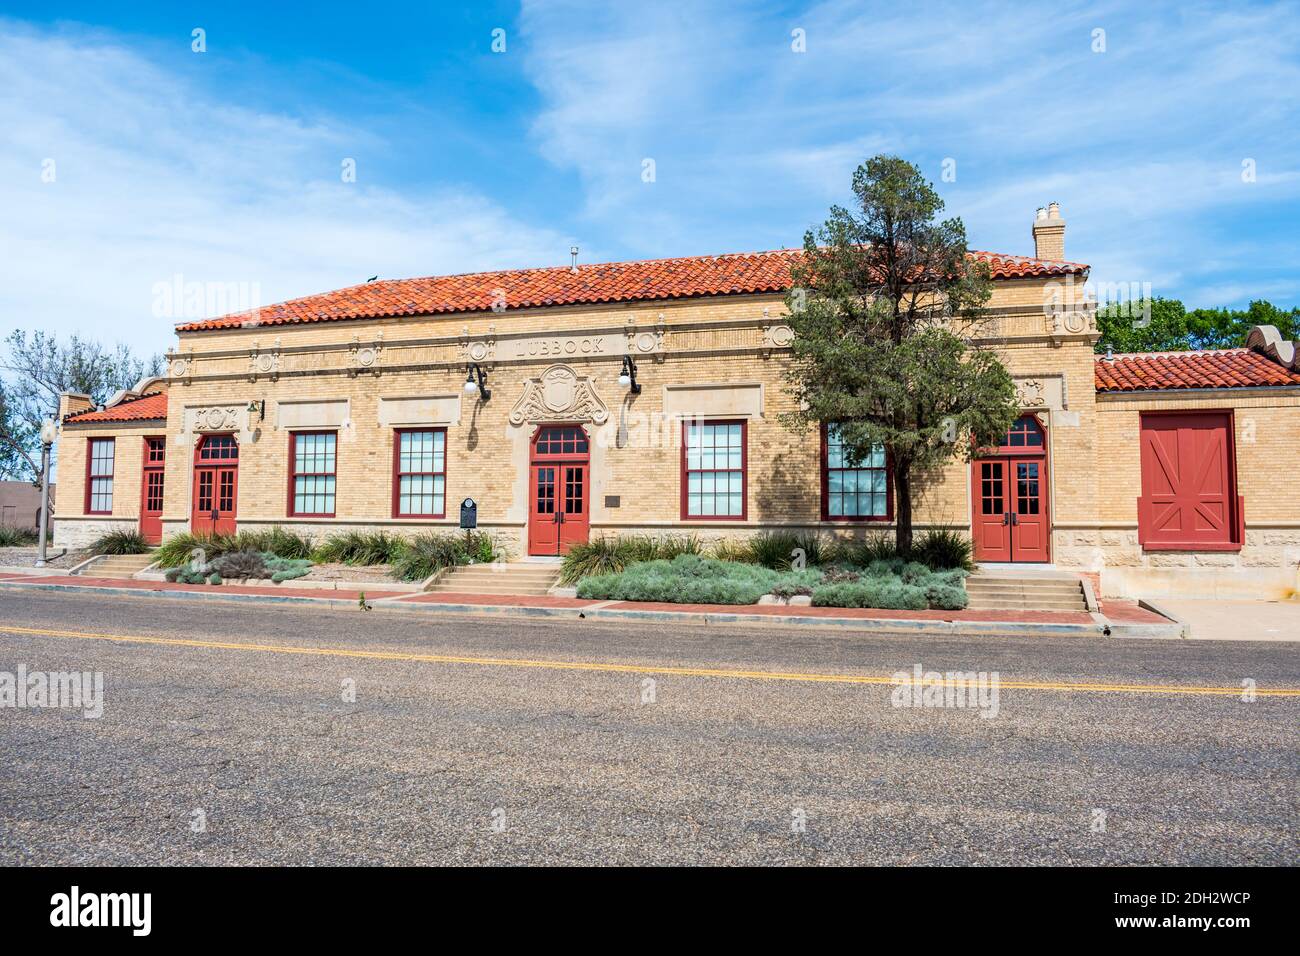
[53,421,164,548]
[1088,389,1300,598]
[148,281,1096,554]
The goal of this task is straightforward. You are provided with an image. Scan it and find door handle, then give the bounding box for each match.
[1003,512,1011,526]
[1010,512,1019,526]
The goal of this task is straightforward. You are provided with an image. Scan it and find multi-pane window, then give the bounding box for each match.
[683,421,745,518]
[291,432,336,516]
[198,434,239,460]
[86,438,115,513]
[822,424,888,519]
[980,461,1004,515]
[535,426,588,455]
[1003,416,1045,448]
[394,429,446,517]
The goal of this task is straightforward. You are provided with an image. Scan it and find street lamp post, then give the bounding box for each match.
[34,418,56,569]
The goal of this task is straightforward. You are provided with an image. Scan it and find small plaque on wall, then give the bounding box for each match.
[604,495,621,508]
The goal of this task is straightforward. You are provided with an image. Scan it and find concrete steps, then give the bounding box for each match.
[428,562,561,597]
[81,553,156,580]
[965,574,1088,611]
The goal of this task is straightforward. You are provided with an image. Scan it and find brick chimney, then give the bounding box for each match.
[58,392,94,420]
[1032,202,1066,260]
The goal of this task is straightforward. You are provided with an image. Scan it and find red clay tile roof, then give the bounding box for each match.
[175,248,1089,332]
[63,391,168,424]
[1095,348,1300,392]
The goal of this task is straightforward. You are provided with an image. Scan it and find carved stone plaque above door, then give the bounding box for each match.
[509,364,610,425]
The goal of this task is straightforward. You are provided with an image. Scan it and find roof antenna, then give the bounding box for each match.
[570,246,579,273]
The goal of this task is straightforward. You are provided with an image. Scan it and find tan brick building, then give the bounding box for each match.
[54,207,1300,599]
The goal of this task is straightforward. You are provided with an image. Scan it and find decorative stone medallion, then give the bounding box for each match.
[509,364,610,426]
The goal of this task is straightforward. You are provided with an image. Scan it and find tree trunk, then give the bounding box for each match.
[893,460,913,556]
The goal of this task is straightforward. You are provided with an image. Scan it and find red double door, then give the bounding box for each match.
[191,435,239,536]
[971,416,1052,563]
[527,425,590,556]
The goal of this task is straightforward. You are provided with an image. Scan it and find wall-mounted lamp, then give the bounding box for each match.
[464,363,491,402]
[246,399,266,421]
[618,355,642,394]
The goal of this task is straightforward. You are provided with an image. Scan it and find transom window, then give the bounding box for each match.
[393,429,446,518]
[199,435,239,460]
[86,438,115,514]
[1001,416,1045,449]
[146,437,166,464]
[291,432,336,516]
[534,426,588,455]
[822,424,889,519]
[682,420,746,519]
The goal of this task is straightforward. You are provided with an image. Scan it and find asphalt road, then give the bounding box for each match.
[1,588,1296,865]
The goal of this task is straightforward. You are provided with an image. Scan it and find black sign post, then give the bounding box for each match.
[460,498,477,553]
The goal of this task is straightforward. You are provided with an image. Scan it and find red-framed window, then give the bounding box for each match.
[821,423,891,521]
[289,431,337,517]
[681,419,746,519]
[143,437,166,512]
[198,434,238,461]
[392,428,446,518]
[534,425,589,456]
[85,438,115,514]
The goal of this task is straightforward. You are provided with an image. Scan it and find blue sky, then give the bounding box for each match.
[2,0,1298,354]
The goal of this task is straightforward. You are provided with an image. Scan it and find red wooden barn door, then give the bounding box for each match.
[1138,412,1239,549]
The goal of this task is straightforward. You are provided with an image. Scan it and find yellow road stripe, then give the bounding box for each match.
[1,623,1296,697]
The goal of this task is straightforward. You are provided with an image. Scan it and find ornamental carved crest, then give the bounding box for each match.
[509,364,610,426]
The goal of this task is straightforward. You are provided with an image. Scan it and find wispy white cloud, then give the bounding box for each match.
[0,21,577,354]
[518,0,1300,306]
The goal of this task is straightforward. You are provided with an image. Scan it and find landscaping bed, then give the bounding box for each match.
[566,531,971,611]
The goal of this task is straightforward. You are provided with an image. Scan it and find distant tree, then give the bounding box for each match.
[0,331,163,481]
[1096,297,1299,353]
[782,155,1019,554]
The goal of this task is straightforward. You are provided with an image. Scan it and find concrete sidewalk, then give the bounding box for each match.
[0,570,1180,639]
[1147,597,1300,642]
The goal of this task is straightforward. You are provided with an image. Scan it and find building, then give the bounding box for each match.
[0,479,51,531]
[53,206,1300,600]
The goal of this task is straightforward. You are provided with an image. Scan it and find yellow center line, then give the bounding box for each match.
[1,623,1296,698]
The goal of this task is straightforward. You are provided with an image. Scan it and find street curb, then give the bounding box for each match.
[1137,598,1192,639]
[0,577,1142,637]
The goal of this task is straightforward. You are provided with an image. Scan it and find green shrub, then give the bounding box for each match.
[0,525,38,547]
[911,528,974,571]
[232,526,315,560]
[748,531,803,570]
[709,538,755,563]
[211,549,268,580]
[576,554,782,604]
[154,532,239,568]
[900,560,931,584]
[848,532,899,567]
[87,528,151,555]
[560,535,630,583]
[391,532,470,582]
[313,530,405,565]
[266,555,314,583]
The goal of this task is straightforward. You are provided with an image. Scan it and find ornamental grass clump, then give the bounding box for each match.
[87,528,151,555]
[313,530,404,565]
[390,532,470,582]
[0,525,38,546]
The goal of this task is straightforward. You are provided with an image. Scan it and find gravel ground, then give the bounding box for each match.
[0,546,91,568]
[302,562,403,584]
[0,589,1296,866]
